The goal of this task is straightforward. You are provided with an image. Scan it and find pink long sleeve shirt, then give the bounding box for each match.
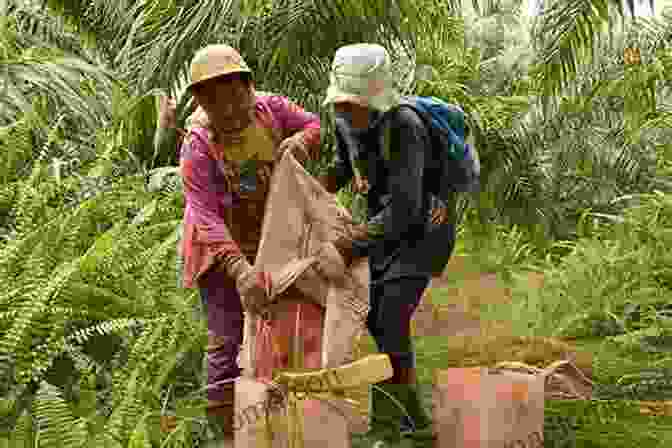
[179,95,321,289]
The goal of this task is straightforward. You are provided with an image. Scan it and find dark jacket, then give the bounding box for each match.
[328,107,454,282]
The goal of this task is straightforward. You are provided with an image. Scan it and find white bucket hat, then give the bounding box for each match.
[323,43,400,113]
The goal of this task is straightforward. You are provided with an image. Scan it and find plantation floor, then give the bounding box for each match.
[343,255,565,435]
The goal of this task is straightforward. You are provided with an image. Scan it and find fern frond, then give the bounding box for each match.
[9,410,33,448]
[68,318,143,347]
[61,282,140,317]
[0,259,79,384]
[61,341,97,377]
[33,381,86,448]
[76,220,133,276]
[122,316,174,392]
[98,221,179,278]
[105,370,146,444]
[127,413,153,448]
[135,224,181,307]
[0,119,33,185]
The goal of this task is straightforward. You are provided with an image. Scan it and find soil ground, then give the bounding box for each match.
[223,255,591,443]
[341,255,550,434]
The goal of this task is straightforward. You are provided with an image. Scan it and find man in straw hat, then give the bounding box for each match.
[320,43,439,445]
[173,44,327,441]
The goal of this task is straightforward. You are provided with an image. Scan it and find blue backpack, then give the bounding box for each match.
[395,96,480,200]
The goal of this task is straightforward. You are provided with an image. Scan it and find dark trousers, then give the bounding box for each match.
[198,271,244,402]
[366,275,431,380]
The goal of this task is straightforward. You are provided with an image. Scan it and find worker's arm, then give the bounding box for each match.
[266,95,321,164]
[347,108,430,260]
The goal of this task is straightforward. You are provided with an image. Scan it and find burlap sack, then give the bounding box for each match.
[433,368,545,448]
[493,359,593,401]
[234,377,351,448]
[238,151,370,374]
[432,360,593,448]
[234,355,393,448]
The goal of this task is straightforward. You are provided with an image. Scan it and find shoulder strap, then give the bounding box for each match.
[376,98,434,162]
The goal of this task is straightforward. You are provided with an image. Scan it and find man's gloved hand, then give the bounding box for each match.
[235,268,273,316]
[332,223,368,268]
[352,175,370,195]
[158,95,177,129]
[276,134,310,166]
[314,242,347,280]
[319,174,339,194]
[431,205,449,225]
[218,251,273,316]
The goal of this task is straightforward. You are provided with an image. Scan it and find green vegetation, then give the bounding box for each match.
[0,0,671,446]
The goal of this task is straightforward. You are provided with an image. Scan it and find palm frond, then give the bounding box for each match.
[531,0,617,101]
[9,2,91,59]
[0,54,115,130]
[41,0,134,62]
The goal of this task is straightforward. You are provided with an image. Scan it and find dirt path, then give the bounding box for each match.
[412,255,544,338]
[412,272,502,338]
[341,257,563,435]
[342,257,545,433]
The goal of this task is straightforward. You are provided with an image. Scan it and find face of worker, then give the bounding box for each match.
[191,73,254,128]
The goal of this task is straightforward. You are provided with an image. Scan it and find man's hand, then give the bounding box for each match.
[319,174,339,194]
[257,164,273,189]
[332,224,368,267]
[314,242,346,280]
[350,223,369,241]
[353,175,370,195]
[332,237,354,268]
[431,205,450,225]
[277,134,309,165]
[235,269,273,316]
[158,95,177,129]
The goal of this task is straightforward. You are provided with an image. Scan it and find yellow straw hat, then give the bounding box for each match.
[187,44,252,90]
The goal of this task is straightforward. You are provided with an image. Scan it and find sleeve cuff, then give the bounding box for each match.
[298,128,321,160]
[351,238,371,259]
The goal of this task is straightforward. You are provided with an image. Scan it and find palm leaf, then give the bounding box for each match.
[532,0,621,101]
[0,54,115,130]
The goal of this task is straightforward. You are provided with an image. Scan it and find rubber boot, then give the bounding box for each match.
[357,380,409,446]
[398,366,436,445]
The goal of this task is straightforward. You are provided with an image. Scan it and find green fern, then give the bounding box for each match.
[106,356,157,445]
[135,224,182,306]
[127,416,153,448]
[33,381,87,448]
[9,410,33,448]
[0,119,33,185]
[69,319,143,347]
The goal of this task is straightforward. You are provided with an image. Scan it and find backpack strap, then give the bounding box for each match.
[375,99,429,162]
[383,99,466,222]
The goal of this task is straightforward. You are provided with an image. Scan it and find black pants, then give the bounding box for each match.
[366,276,431,376]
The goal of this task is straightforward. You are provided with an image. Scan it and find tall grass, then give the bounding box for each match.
[480,190,672,347]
